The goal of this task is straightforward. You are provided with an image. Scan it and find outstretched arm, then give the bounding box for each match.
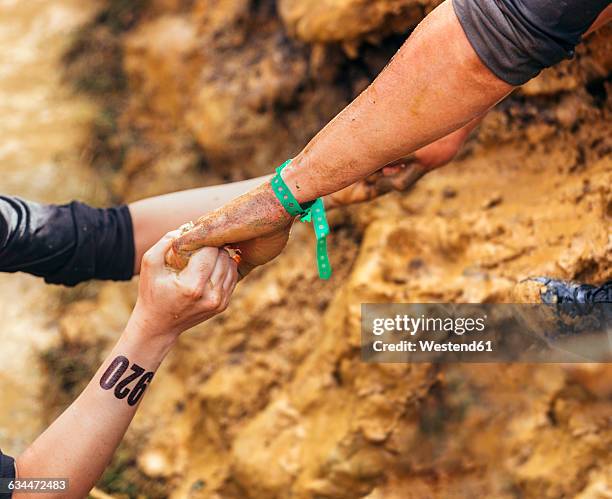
[14,235,237,498]
[166,0,510,271]
[281,0,510,202]
[129,175,271,274]
[166,0,610,273]
[129,130,465,274]
[324,116,483,208]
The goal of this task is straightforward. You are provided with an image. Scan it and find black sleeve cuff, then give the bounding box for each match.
[452,0,610,86]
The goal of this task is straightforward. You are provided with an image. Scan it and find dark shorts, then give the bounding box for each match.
[453,0,611,85]
[0,451,15,499]
[0,196,135,287]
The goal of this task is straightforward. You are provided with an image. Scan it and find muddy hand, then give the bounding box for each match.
[230,224,294,278]
[165,182,293,275]
[326,158,429,208]
[164,161,427,274]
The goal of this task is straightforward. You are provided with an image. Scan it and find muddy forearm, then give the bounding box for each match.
[167,182,292,265]
[167,0,513,268]
[130,175,273,274]
[281,0,513,203]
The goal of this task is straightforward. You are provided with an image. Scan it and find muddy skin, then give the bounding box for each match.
[1,0,610,495]
[165,182,294,270]
[166,159,431,271]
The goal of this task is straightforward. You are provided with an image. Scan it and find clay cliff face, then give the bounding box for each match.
[278,0,441,48]
[49,1,612,497]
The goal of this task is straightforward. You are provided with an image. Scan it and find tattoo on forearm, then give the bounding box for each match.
[100,356,155,406]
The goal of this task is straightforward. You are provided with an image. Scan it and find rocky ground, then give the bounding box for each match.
[0,0,610,498]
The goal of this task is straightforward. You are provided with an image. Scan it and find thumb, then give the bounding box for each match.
[165,213,237,271]
[144,230,181,271]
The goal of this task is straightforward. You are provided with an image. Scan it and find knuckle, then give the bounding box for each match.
[206,291,222,310]
[181,284,204,301]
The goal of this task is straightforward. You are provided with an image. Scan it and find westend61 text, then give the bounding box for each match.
[372,340,494,353]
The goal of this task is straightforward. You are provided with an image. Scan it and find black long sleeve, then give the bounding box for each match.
[0,450,15,498]
[0,196,135,286]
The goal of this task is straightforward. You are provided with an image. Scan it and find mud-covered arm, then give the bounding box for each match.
[282,0,512,202]
[283,0,611,200]
[132,170,431,275]
[167,0,511,267]
[167,0,610,269]
[129,175,273,274]
[130,175,340,275]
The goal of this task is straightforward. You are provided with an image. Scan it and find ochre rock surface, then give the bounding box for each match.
[119,0,349,189]
[44,2,612,498]
[278,0,441,46]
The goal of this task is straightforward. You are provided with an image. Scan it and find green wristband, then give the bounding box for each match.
[306,197,332,280]
[271,160,332,280]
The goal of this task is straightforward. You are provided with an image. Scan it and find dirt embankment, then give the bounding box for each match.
[9,0,612,497]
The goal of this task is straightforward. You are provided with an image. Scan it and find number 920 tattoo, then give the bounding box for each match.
[99,356,155,406]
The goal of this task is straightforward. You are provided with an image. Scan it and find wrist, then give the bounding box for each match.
[124,307,178,359]
[279,162,336,210]
[280,154,315,204]
[260,181,295,227]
